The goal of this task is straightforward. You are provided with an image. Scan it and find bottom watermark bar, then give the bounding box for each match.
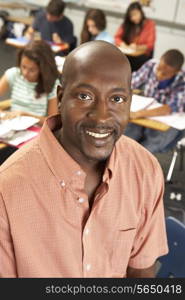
[0,278,185,299]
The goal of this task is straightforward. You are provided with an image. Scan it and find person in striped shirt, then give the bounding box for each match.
[0,40,59,125]
[125,49,185,153]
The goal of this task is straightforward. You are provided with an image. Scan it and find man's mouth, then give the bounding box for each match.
[85,130,112,139]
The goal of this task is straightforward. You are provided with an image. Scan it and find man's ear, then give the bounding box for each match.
[57,84,64,111]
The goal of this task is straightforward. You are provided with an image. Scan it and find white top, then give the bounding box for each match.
[5,67,59,116]
[94,30,114,44]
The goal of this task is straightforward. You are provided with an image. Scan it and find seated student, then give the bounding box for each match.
[25,0,75,55]
[125,49,185,153]
[80,9,114,44]
[114,1,156,71]
[0,39,59,125]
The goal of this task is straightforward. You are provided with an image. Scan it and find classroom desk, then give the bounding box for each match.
[0,99,11,110]
[6,16,33,26]
[5,37,69,53]
[0,2,34,10]
[118,46,146,57]
[130,118,170,131]
[0,99,39,151]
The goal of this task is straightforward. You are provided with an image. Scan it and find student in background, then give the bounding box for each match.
[0,40,59,125]
[125,49,185,153]
[114,1,156,71]
[25,0,75,55]
[80,9,114,44]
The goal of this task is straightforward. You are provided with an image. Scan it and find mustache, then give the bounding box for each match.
[81,123,117,131]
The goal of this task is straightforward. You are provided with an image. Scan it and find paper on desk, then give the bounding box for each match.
[149,113,185,130]
[6,37,28,47]
[118,46,135,55]
[8,116,39,131]
[1,130,38,146]
[130,94,156,112]
[55,56,65,73]
[0,116,39,138]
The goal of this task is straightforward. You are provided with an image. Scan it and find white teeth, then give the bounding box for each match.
[86,130,111,138]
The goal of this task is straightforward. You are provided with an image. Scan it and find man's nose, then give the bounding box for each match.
[87,100,112,123]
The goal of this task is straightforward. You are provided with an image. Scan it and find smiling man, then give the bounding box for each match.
[0,41,168,278]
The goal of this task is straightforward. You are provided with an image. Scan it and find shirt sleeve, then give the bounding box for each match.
[32,10,43,31]
[142,20,156,52]
[128,161,169,269]
[5,67,19,89]
[114,25,125,46]
[167,86,185,113]
[0,192,17,277]
[60,19,74,45]
[48,79,60,101]
[131,60,153,90]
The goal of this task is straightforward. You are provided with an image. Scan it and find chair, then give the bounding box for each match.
[156,216,185,277]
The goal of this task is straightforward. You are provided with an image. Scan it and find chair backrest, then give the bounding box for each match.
[157,216,185,277]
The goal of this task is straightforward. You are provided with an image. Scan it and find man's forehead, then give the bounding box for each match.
[65,51,129,77]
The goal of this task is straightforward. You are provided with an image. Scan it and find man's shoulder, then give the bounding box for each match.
[35,10,45,20]
[116,135,160,170]
[0,139,40,181]
[61,15,73,26]
[176,69,185,83]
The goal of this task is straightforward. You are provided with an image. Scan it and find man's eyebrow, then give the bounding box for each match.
[75,83,95,90]
[110,87,129,93]
[75,84,129,93]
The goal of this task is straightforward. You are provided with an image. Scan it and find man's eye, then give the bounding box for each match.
[78,93,92,101]
[111,96,126,103]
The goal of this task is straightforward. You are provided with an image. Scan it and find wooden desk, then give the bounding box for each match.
[0,143,6,149]
[130,118,170,131]
[7,16,33,26]
[0,99,11,150]
[6,37,68,53]
[0,99,11,110]
[118,46,146,57]
[0,2,36,10]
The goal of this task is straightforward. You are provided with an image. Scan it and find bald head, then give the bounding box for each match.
[61,41,131,88]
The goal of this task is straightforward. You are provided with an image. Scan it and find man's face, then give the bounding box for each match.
[57,53,131,164]
[156,59,178,81]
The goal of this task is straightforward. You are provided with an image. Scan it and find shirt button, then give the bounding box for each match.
[60,180,65,188]
[85,228,90,235]
[86,264,91,271]
[78,197,85,203]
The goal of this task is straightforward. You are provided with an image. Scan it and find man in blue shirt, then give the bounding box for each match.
[125,49,185,153]
[26,0,75,55]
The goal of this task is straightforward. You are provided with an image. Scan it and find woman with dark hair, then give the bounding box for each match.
[0,40,59,124]
[114,1,156,71]
[81,9,113,44]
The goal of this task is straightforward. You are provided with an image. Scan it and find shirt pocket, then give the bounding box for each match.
[107,225,137,276]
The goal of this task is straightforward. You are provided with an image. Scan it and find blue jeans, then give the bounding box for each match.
[124,123,184,153]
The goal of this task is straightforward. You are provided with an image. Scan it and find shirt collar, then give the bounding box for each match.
[38,115,114,185]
